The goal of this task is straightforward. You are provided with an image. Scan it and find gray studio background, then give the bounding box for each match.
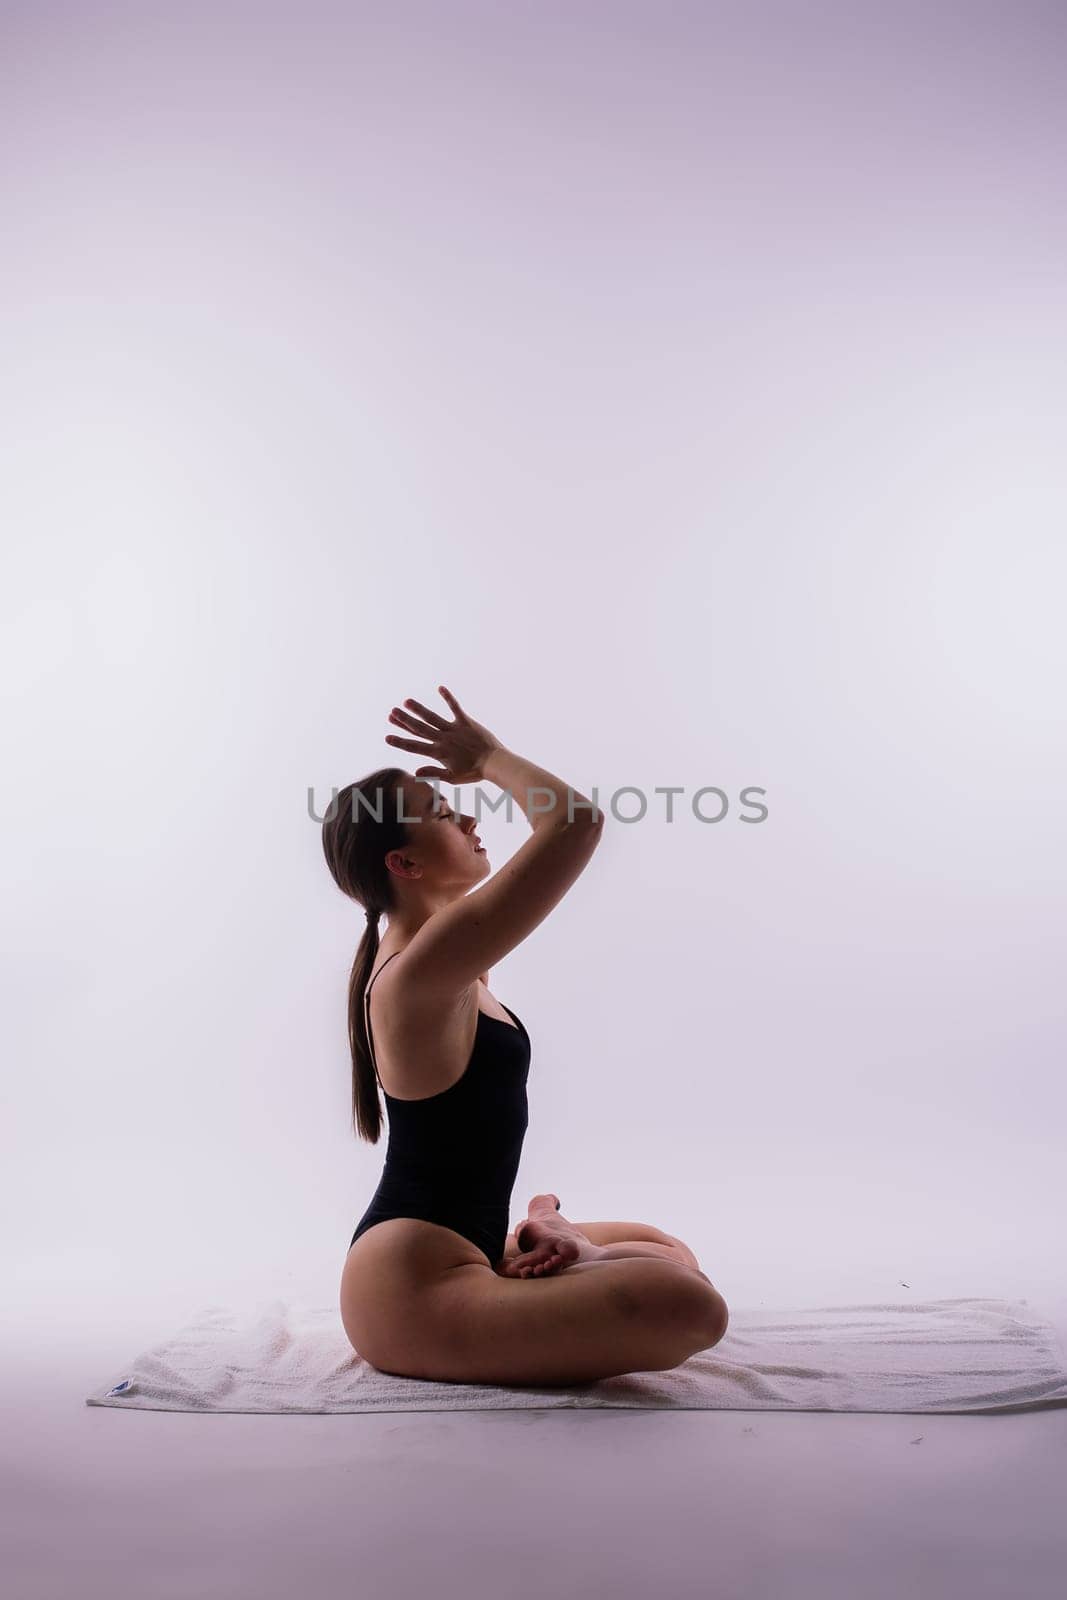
[3,1,1065,1345]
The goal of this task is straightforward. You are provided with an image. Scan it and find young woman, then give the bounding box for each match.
[323,685,728,1385]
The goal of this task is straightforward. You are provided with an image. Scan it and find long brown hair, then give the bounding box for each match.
[320,766,410,1142]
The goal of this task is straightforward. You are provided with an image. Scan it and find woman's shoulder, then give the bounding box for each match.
[367,946,481,1098]
[369,945,478,1030]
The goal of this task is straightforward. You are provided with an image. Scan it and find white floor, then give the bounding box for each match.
[5,1284,1067,1600]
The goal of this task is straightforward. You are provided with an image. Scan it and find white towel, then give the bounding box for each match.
[84,1296,1067,1415]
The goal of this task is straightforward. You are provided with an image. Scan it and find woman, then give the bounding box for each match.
[323,685,728,1385]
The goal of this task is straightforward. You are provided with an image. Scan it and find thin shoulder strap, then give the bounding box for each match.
[363,951,401,1087]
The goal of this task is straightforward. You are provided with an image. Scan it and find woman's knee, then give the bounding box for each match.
[614,1263,728,1367]
[701,1285,729,1346]
[666,1264,728,1347]
[613,1258,725,1333]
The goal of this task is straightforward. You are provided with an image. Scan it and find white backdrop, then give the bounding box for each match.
[3,1,1065,1343]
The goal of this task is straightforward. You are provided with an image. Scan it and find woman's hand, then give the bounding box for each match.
[385,685,502,785]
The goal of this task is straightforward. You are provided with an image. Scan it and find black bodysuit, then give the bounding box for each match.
[349,952,532,1267]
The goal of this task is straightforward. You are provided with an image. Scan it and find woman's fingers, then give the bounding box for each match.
[385,733,434,754]
[387,687,467,741]
[438,685,465,717]
[389,707,438,738]
[384,686,490,786]
[402,697,450,729]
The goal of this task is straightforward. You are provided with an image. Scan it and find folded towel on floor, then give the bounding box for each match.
[84,1296,1067,1415]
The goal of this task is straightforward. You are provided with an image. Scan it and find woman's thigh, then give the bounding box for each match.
[504,1218,700,1268]
[565,1219,701,1271]
[341,1216,490,1361]
[341,1217,726,1386]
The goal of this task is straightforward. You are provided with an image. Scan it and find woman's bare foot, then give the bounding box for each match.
[499,1193,600,1280]
[520,1191,562,1232]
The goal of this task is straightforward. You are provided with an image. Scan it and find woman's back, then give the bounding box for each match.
[349,950,533,1267]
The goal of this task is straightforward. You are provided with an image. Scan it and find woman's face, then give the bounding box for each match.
[397,777,490,887]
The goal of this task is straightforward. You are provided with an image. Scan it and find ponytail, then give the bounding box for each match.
[321,767,408,1143]
[347,914,384,1142]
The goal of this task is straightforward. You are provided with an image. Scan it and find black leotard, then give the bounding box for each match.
[348,952,531,1267]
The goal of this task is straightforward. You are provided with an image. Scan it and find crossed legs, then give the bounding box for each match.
[341,1211,727,1385]
[498,1197,704,1280]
